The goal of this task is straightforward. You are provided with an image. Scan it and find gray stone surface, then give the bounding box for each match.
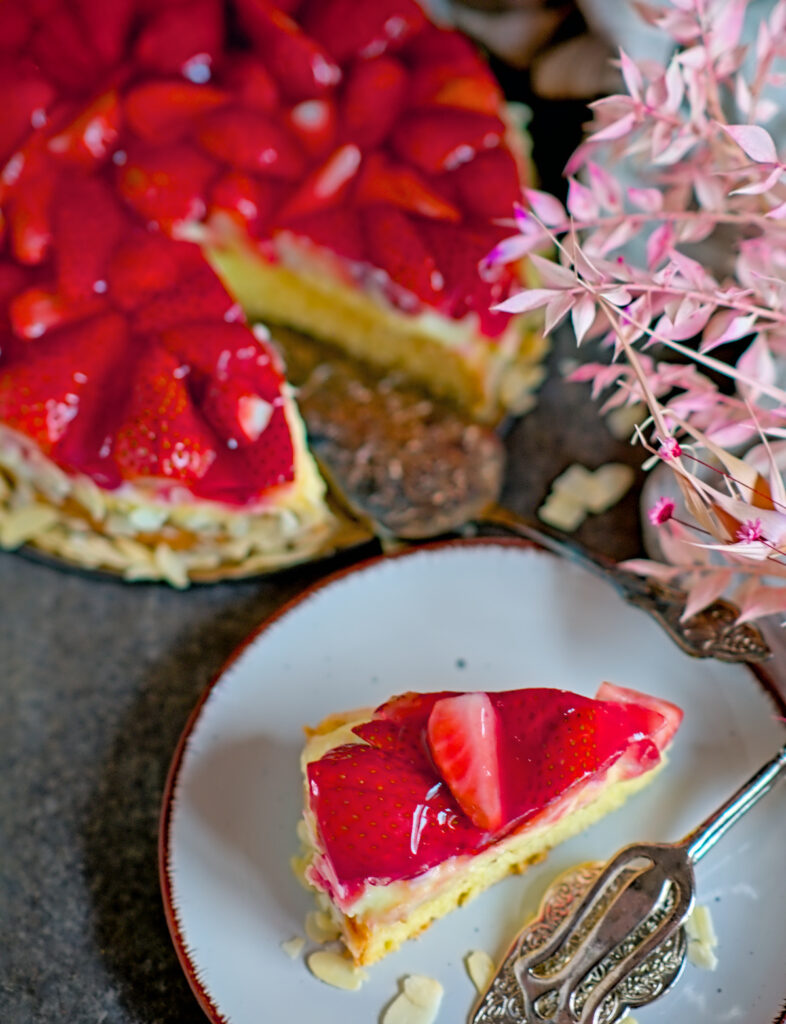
[0,340,657,1024]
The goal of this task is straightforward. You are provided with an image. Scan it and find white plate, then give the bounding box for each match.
[160,539,786,1024]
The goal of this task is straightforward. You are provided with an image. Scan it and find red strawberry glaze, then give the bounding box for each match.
[0,0,528,505]
[306,686,679,900]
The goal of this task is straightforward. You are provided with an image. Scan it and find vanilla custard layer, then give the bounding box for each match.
[0,396,336,586]
[205,231,548,423]
[299,711,664,965]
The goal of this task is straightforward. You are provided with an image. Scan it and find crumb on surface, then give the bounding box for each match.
[382,974,444,1024]
[306,949,368,991]
[280,936,305,959]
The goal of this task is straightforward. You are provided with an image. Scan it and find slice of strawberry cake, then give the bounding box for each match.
[296,682,682,964]
[0,0,544,584]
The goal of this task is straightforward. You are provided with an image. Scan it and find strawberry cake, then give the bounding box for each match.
[0,0,545,584]
[296,682,682,965]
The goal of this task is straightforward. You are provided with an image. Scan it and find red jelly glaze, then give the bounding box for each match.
[0,0,527,503]
[307,687,677,895]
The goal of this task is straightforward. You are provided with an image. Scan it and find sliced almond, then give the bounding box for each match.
[305,909,341,944]
[465,949,495,994]
[551,463,596,502]
[382,975,444,1024]
[537,492,586,532]
[307,949,367,991]
[582,463,634,514]
[685,903,719,970]
[280,936,305,959]
[0,504,59,548]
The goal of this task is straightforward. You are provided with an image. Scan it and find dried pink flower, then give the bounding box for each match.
[658,437,682,460]
[737,519,764,543]
[648,497,676,526]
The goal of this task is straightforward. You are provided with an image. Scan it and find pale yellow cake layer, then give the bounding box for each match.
[205,233,548,423]
[298,710,665,965]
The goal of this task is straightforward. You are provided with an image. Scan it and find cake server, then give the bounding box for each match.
[472,743,786,1024]
[273,328,770,664]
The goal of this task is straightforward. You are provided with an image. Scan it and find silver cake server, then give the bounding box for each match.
[472,743,786,1024]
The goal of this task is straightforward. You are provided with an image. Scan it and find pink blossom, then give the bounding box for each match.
[736,519,764,542]
[648,497,676,526]
[658,437,682,460]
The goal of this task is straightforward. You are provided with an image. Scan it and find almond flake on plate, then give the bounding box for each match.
[537,491,587,532]
[306,949,367,990]
[465,950,495,993]
[582,463,634,514]
[382,975,444,1024]
[305,909,341,944]
[280,936,305,959]
[686,904,719,971]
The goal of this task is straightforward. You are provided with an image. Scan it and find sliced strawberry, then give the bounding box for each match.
[304,0,426,62]
[278,206,366,263]
[72,0,136,67]
[124,80,229,144]
[221,54,279,113]
[446,148,523,221]
[427,693,503,831]
[278,143,361,221]
[209,171,279,236]
[595,682,683,752]
[392,110,506,175]
[46,90,121,168]
[0,311,127,456]
[421,220,513,336]
[228,398,295,495]
[113,343,218,484]
[132,262,238,334]
[197,108,306,179]
[134,0,224,77]
[160,321,278,384]
[6,166,56,266]
[53,175,126,299]
[402,24,479,69]
[364,206,444,306]
[356,153,459,222]
[235,0,341,100]
[201,376,275,446]
[0,62,56,163]
[307,744,478,885]
[287,98,337,157]
[116,142,215,231]
[9,287,104,340]
[107,229,205,311]
[340,56,407,150]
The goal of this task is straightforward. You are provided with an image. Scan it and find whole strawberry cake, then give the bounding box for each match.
[296,682,682,964]
[0,0,544,584]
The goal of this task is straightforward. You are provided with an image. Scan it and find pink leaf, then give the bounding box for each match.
[720,123,779,163]
[589,112,638,143]
[586,162,623,212]
[522,188,566,227]
[709,0,747,57]
[737,335,776,395]
[627,187,663,213]
[566,178,599,220]
[730,165,784,196]
[571,293,596,345]
[701,311,757,351]
[493,287,559,315]
[618,49,643,101]
[664,59,685,113]
[766,199,786,219]
[528,252,578,288]
[482,232,545,268]
[653,130,697,165]
[735,583,786,624]
[681,569,734,621]
[646,222,674,268]
[544,292,575,334]
[618,558,682,582]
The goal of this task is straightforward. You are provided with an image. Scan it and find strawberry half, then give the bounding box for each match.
[113,342,218,484]
[221,54,279,113]
[427,692,503,831]
[131,262,238,334]
[0,61,55,163]
[392,110,506,175]
[107,229,205,311]
[340,56,407,150]
[277,143,361,221]
[304,0,426,62]
[307,744,478,886]
[47,90,121,169]
[235,0,341,100]
[117,142,215,231]
[364,207,444,307]
[595,682,683,752]
[0,311,127,456]
[134,0,224,77]
[356,153,460,222]
[279,206,366,263]
[287,98,337,158]
[53,174,126,299]
[197,108,306,180]
[124,80,229,145]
